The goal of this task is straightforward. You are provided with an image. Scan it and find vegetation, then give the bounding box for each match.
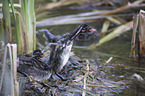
[0,0,35,95]
[1,0,145,95]
[1,0,36,54]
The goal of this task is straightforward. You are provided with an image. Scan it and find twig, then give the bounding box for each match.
[72,84,106,87]
[106,57,113,63]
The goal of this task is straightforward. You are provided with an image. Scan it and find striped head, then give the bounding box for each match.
[32,49,44,58]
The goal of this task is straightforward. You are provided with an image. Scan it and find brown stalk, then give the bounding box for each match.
[130,14,138,57]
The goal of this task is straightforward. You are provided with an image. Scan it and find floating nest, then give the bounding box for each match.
[17,52,126,96]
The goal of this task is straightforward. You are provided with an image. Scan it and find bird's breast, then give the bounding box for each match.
[59,43,73,71]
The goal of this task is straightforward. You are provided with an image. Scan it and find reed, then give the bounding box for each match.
[138,10,145,56]
[2,0,12,43]
[0,44,19,96]
[1,0,36,54]
[0,0,36,94]
[130,14,138,57]
[9,0,24,54]
[20,0,36,53]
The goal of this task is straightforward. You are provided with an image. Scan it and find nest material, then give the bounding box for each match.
[17,54,126,96]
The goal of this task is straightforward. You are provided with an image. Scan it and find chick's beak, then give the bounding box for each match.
[40,54,44,57]
[89,28,96,32]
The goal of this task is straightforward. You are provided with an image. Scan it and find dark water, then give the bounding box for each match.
[36,1,145,96]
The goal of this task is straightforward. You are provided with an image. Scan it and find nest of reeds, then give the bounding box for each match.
[17,52,126,96]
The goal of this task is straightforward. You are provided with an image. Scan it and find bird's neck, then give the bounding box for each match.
[69,25,83,41]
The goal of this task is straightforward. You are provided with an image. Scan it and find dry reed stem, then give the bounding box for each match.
[100,0,145,16]
[82,59,89,96]
[0,44,19,96]
[130,14,138,57]
[106,17,122,25]
[138,10,145,56]
[101,21,110,33]
[11,44,19,96]
[0,44,7,92]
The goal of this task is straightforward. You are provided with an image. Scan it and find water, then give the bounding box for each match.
[35,3,145,95]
